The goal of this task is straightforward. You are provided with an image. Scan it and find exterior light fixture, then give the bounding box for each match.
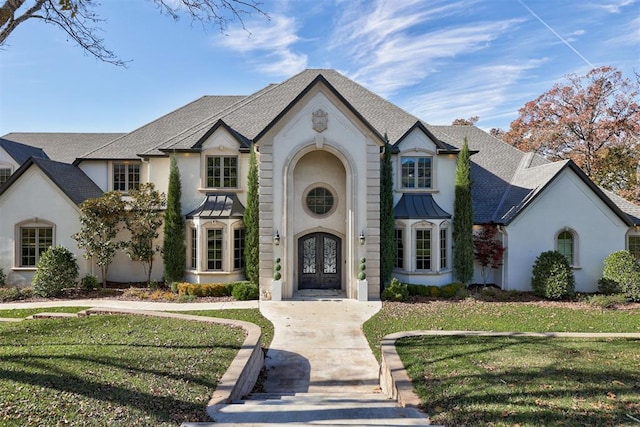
[274,230,281,246]
[359,231,366,245]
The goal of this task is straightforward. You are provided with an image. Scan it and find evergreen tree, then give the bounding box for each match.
[380,138,395,288]
[453,138,474,284]
[244,143,260,285]
[163,156,186,284]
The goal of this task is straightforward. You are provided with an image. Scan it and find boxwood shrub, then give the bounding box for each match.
[175,281,254,298]
[602,250,640,302]
[32,246,79,297]
[531,250,575,300]
[231,282,259,300]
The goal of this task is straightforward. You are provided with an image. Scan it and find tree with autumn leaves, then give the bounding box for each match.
[505,66,640,202]
[473,223,505,286]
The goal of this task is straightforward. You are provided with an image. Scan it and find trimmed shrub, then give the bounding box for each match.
[382,278,409,302]
[232,282,259,300]
[602,251,640,302]
[531,251,575,300]
[175,281,253,298]
[0,267,6,287]
[0,287,20,302]
[81,274,99,291]
[32,246,79,297]
[598,277,621,295]
[586,294,628,309]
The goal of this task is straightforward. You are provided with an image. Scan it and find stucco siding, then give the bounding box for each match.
[505,170,628,292]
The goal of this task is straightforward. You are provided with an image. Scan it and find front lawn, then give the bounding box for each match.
[0,306,89,319]
[0,314,245,426]
[178,309,274,348]
[364,299,640,426]
[398,335,640,426]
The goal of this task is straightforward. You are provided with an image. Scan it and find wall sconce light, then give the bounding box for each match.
[359,230,366,245]
[274,230,281,246]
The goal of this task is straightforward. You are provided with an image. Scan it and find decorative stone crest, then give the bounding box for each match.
[312,109,328,133]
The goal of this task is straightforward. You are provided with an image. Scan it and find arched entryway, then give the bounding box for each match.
[298,232,341,289]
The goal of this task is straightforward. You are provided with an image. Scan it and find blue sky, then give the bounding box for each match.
[0,0,638,136]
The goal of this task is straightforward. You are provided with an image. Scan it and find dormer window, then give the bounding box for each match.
[206,156,238,188]
[401,156,432,189]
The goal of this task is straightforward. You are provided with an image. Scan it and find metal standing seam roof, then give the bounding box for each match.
[186,193,245,219]
[394,194,451,219]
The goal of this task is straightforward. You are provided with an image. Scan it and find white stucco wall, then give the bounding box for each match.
[504,170,629,292]
[0,167,92,286]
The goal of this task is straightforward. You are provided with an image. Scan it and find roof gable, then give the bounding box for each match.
[0,137,48,164]
[2,133,123,164]
[0,157,103,205]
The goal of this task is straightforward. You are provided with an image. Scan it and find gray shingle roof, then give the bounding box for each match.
[1,133,124,164]
[0,138,48,164]
[0,157,103,205]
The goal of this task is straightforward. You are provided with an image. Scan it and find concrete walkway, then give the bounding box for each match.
[207,295,430,426]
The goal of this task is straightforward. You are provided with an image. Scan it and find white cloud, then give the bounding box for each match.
[218,14,307,76]
[329,0,523,97]
[592,0,637,13]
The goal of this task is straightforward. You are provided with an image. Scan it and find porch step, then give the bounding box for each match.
[183,392,431,426]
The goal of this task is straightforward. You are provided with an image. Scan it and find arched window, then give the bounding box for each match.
[556,230,575,265]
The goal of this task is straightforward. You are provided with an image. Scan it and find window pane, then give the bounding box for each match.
[416,229,431,270]
[224,157,238,188]
[306,187,334,215]
[557,231,573,264]
[113,164,126,191]
[20,227,52,267]
[0,168,11,185]
[628,236,640,261]
[206,157,214,187]
[234,228,245,270]
[128,164,140,191]
[440,228,447,269]
[207,229,223,271]
[191,228,197,270]
[395,228,403,269]
[401,157,415,188]
[417,157,432,188]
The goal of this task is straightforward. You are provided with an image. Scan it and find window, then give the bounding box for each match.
[190,227,197,270]
[401,156,432,189]
[207,229,223,271]
[0,168,11,185]
[206,156,238,188]
[440,228,448,270]
[20,226,53,267]
[415,229,432,270]
[629,235,640,261]
[306,186,335,216]
[557,230,574,264]
[394,228,404,269]
[234,228,246,270]
[113,163,140,192]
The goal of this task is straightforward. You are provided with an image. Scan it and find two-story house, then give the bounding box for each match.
[1,69,639,300]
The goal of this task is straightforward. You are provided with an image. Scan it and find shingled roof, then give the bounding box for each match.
[0,157,103,205]
[0,137,48,164]
[1,133,124,164]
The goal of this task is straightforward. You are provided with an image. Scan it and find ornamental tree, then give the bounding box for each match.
[124,183,166,286]
[453,138,474,284]
[73,191,125,288]
[380,138,395,288]
[163,156,186,284]
[244,143,259,285]
[473,223,505,286]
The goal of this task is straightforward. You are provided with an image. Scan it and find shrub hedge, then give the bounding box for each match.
[602,250,640,302]
[176,281,256,300]
[531,250,575,300]
[406,282,466,299]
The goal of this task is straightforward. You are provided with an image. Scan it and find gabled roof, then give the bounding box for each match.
[394,194,451,219]
[1,133,124,164]
[0,157,103,205]
[78,69,423,159]
[186,193,245,219]
[0,138,48,164]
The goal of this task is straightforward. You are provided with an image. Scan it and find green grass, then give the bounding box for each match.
[363,299,640,359]
[0,314,244,426]
[175,309,274,347]
[398,335,640,426]
[0,306,90,319]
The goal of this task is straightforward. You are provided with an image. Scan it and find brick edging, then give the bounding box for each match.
[380,330,640,409]
[80,307,264,411]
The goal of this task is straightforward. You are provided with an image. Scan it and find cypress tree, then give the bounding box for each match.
[380,138,395,288]
[244,143,259,285]
[453,138,474,284]
[163,156,186,284]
